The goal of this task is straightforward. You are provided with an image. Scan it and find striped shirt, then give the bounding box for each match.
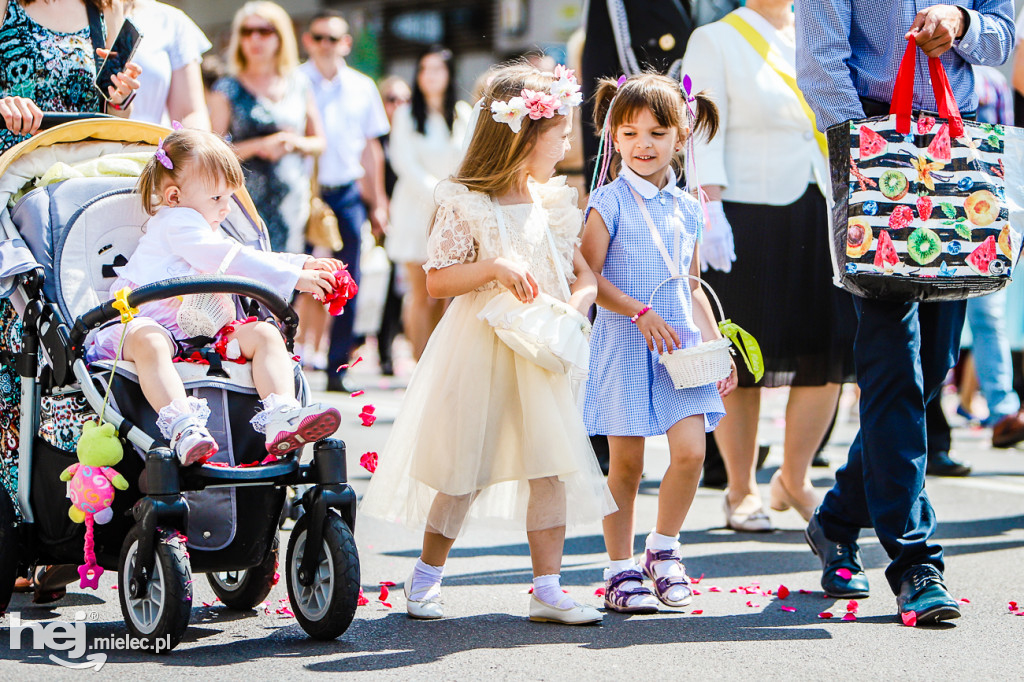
[795,0,1015,131]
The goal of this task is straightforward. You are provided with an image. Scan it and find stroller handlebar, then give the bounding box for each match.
[0,112,113,132]
[71,275,299,347]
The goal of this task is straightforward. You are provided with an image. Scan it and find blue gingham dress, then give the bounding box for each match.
[583,171,725,436]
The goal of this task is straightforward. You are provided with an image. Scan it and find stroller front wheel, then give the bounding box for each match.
[117,526,192,653]
[208,534,279,610]
[286,511,359,640]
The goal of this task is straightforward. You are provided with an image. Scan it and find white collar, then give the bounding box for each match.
[304,59,349,86]
[620,165,684,200]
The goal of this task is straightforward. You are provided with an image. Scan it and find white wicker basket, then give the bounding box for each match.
[176,293,236,339]
[652,275,734,389]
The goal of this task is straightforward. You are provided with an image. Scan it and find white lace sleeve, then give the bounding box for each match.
[424,201,477,271]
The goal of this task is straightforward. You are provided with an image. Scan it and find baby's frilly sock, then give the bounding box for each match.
[533,574,574,609]
[408,558,444,601]
[156,396,211,440]
[250,393,301,433]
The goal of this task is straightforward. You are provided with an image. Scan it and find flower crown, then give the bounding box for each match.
[489,65,582,134]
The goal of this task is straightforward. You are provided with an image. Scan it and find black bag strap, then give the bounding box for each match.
[86,2,105,69]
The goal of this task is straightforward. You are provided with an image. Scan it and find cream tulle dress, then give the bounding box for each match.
[360,178,616,538]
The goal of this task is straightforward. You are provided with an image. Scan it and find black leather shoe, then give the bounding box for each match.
[805,512,870,598]
[926,451,972,477]
[897,565,960,624]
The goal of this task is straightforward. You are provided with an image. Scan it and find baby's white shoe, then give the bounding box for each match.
[264,402,341,454]
[404,573,444,620]
[528,596,603,625]
[171,423,218,466]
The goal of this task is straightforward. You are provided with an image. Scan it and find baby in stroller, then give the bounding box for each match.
[87,128,343,465]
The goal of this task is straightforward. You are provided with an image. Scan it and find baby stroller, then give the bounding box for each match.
[0,116,360,650]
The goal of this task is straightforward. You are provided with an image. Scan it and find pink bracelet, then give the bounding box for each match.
[630,306,651,324]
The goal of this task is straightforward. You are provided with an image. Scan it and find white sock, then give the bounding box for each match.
[604,559,636,580]
[408,559,444,601]
[646,531,680,552]
[533,574,573,609]
[251,393,302,434]
[156,396,211,440]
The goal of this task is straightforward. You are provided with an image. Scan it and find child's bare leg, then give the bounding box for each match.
[225,321,295,398]
[121,323,184,410]
[526,476,567,578]
[657,415,706,537]
[603,435,645,561]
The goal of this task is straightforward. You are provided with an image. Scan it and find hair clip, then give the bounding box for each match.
[682,74,696,103]
[171,120,184,131]
[155,138,173,170]
[616,75,627,87]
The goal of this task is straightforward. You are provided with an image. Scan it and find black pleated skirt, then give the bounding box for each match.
[702,186,857,388]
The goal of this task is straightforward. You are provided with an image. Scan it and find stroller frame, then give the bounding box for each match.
[0,119,361,649]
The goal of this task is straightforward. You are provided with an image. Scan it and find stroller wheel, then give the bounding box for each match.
[117,526,192,653]
[286,511,360,640]
[208,534,279,610]
[0,486,19,614]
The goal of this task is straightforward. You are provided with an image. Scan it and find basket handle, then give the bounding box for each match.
[647,274,726,322]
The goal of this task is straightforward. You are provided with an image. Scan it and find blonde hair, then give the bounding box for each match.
[454,63,566,197]
[137,130,246,216]
[226,1,299,76]
[592,72,718,179]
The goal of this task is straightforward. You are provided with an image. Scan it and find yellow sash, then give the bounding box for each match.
[720,12,829,160]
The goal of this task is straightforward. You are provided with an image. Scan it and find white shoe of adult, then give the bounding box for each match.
[528,596,603,625]
[724,493,774,533]
[404,580,444,620]
[264,403,341,454]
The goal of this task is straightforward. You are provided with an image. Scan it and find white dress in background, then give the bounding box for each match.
[360,178,615,538]
[128,0,211,126]
[386,102,469,264]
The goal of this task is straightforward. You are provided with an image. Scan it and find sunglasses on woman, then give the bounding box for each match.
[240,26,277,38]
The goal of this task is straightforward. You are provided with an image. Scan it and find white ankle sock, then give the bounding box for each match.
[533,574,573,609]
[646,531,680,552]
[251,393,302,433]
[409,559,444,601]
[606,559,636,578]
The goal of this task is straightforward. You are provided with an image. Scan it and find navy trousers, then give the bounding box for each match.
[818,297,966,593]
[322,183,366,378]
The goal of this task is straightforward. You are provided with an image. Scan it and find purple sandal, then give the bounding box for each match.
[604,569,659,614]
[642,548,693,608]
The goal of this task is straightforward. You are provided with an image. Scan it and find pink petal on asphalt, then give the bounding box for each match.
[379,585,390,602]
[958,598,970,604]
[594,587,606,597]
[708,586,721,592]
[691,573,705,584]
[902,611,918,627]
[818,612,834,619]
[780,605,797,613]
[777,585,790,600]
[380,601,392,609]
[336,364,349,371]
[730,588,738,593]
[357,589,369,606]
[350,356,363,368]
[846,600,859,613]
[690,609,703,615]
[1008,601,1018,611]
[351,390,365,397]
[380,581,397,587]
[692,589,701,596]
[836,568,853,581]
[799,589,811,594]
[842,613,857,621]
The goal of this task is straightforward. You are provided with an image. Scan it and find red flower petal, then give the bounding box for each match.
[380,601,392,608]
[359,451,378,473]
[380,581,396,587]
[594,587,606,597]
[1009,601,1018,611]
[745,601,760,608]
[351,390,365,397]
[708,586,721,592]
[379,585,390,602]
[835,568,853,581]
[690,609,703,615]
[272,572,280,586]
[846,600,859,613]
[729,588,738,593]
[799,589,811,594]
[337,363,349,371]
[777,585,790,600]
[357,589,369,606]
[842,613,857,621]
[818,612,834,619]
[902,611,917,627]
[780,605,797,613]
[360,412,377,427]
[691,573,704,584]
[958,598,970,605]
[692,589,701,596]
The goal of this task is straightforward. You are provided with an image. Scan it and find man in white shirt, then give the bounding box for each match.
[300,10,390,392]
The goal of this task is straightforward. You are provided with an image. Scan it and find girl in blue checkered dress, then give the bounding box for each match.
[581,73,737,614]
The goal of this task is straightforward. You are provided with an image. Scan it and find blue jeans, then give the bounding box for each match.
[818,297,967,593]
[966,289,1019,424]
[321,183,366,378]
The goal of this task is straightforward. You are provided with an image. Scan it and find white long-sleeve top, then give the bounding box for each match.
[682,8,828,206]
[386,102,469,263]
[117,206,309,298]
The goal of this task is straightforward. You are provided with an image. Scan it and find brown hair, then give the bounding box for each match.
[591,72,718,179]
[136,129,246,216]
[454,63,567,198]
[226,1,299,76]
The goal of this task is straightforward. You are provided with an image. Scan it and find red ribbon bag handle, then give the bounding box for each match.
[889,37,964,138]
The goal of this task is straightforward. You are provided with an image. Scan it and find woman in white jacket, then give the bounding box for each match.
[682,0,855,532]
[387,45,468,360]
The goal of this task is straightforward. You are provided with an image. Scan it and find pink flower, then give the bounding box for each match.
[521,89,560,120]
[553,64,575,82]
[359,451,378,473]
[323,268,359,316]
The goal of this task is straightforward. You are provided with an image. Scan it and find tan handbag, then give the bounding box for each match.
[306,159,344,252]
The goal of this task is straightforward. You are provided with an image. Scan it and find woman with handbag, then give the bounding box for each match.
[681,0,856,532]
[361,64,614,624]
[387,45,469,360]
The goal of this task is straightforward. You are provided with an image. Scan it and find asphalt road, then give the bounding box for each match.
[3,354,1024,680]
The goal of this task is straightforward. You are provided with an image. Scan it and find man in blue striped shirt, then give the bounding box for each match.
[795,1,1014,626]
